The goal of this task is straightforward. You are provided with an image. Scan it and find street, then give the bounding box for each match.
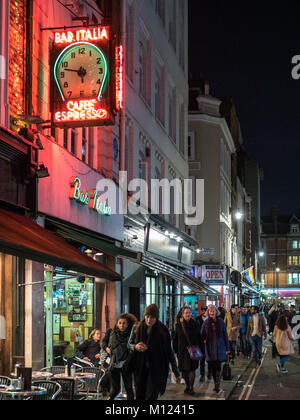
[162,339,300,401]
[230,341,300,401]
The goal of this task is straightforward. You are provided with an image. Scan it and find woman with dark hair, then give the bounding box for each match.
[173,307,203,396]
[107,313,137,400]
[201,305,231,393]
[129,304,181,400]
[273,315,294,374]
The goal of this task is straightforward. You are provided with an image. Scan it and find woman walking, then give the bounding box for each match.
[108,313,137,400]
[173,307,203,396]
[129,304,181,400]
[201,305,231,394]
[273,315,295,374]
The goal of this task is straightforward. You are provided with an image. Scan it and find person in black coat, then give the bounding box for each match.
[128,304,181,400]
[107,313,137,400]
[76,329,101,366]
[173,307,203,396]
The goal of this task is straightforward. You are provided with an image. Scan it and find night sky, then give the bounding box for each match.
[189,0,300,216]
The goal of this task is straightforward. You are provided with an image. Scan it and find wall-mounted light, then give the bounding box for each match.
[235,211,243,220]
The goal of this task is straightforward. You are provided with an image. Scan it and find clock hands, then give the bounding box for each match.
[65,66,87,83]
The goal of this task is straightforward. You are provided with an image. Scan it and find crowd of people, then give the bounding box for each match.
[74,301,300,400]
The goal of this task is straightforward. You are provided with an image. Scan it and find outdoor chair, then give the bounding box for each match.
[54,378,76,400]
[31,380,62,400]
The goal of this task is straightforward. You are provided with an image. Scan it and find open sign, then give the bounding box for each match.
[201,265,227,286]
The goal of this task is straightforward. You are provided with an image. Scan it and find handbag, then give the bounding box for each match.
[181,321,203,361]
[222,357,232,381]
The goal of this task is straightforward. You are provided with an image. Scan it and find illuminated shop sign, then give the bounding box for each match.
[51,25,123,128]
[69,176,112,216]
[201,265,227,286]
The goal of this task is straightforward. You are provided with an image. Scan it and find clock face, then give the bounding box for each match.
[54,42,108,101]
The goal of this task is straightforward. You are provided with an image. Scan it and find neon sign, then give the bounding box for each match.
[55,27,109,45]
[115,46,124,111]
[54,99,108,123]
[51,25,117,128]
[69,176,112,216]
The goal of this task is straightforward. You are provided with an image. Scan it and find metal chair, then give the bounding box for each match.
[0,377,11,400]
[40,366,65,375]
[31,381,62,400]
[0,376,11,386]
[54,378,75,400]
[78,367,106,399]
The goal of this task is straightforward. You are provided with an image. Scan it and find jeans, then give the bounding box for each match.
[229,341,237,361]
[249,335,263,364]
[240,334,251,357]
[280,355,289,368]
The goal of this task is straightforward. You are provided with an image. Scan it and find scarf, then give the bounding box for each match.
[206,317,223,341]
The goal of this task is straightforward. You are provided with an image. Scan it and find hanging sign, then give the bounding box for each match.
[51,25,123,128]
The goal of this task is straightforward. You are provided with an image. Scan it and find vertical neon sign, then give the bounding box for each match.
[116,46,124,111]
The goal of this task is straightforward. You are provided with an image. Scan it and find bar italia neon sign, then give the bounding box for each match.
[69,176,112,216]
[51,25,123,127]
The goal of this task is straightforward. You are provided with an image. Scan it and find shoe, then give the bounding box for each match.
[281,369,288,374]
[199,376,205,383]
[231,360,235,366]
[213,384,221,393]
[184,388,190,394]
[188,389,195,396]
[276,363,281,373]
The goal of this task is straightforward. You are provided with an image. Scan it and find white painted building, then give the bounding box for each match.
[188,88,237,269]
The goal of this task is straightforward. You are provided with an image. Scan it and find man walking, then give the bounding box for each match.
[246,306,267,368]
[196,306,212,382]
[240,306,251,358]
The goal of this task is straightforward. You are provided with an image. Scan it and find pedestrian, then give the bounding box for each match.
[173,307,203,396]
[76,328,101,366]
[218,306,227,321]
[201,305,231,394]
[107,313,137,400]
[129,304,181,400]
[273,315,295,374]
[246,306,267,368]
[268,304,280,334]
[224,304,242,365]
[283,304,293,327]
[196,306,211,382]
[239,306,251,358]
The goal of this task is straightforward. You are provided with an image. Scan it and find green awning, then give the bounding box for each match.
[52,224,140,262]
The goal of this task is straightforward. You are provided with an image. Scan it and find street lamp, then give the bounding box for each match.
[235,211,243,220]
[259,251,265,258]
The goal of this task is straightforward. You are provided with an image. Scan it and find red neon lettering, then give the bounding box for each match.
[55,99,108,123]
[116,46,124,110]
[55,27,109,45]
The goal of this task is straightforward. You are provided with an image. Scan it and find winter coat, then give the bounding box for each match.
[246,314,267,340]
[273,326,295,356]
[77,339,100,365]
[201,317,230,362]
[240,313,251,335]
[109,327,132,365]
[269,310,279,334]
[224,311,242,341]
[128,320,180,397]
[173,318,203,372]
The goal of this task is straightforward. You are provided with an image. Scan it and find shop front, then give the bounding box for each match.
[36,138,126,367]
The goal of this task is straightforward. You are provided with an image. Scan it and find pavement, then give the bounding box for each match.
[161,354,252,401]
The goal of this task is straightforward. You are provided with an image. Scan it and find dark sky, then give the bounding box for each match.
[189,0,300,216]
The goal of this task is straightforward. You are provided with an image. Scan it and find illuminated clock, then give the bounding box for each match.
[54,42,108,101]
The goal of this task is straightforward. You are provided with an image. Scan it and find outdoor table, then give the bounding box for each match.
[0,385,47,400]
[53,372,96,395]
[11,371,53,381]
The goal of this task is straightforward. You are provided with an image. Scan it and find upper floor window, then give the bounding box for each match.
[291,224,299,234]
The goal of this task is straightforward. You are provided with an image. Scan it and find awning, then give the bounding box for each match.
[47,220,140,262]
[241,280,261,296]
[141,254,220,297]
[0,208,121,281]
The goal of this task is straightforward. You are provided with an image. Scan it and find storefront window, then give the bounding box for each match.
[44,273,95,365]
